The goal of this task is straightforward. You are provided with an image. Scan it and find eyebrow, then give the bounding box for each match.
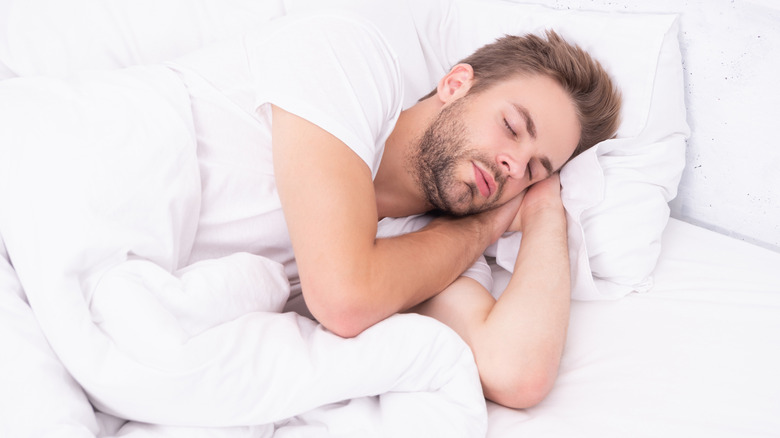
[512,104,537,139]
[513,104,553,177]
[540,156,553,178]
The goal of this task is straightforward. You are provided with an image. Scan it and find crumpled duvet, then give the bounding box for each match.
[0,66,487,437]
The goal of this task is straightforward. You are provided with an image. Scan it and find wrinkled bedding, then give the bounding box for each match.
[485,218,780,438]
[0,67,487,437]
[3,2,779,437]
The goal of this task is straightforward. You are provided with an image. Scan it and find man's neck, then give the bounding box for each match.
[374,98,440,220]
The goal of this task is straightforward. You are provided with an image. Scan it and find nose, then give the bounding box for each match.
[496,151,529,180]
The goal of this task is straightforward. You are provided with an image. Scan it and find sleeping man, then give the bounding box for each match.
[0,11,620,428]
[247,15,621,408]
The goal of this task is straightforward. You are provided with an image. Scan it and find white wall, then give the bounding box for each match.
[525,0,780,252]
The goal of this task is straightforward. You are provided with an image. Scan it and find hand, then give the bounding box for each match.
[429,173,563,244]
[490,190,526,234]
[514,173,564,232]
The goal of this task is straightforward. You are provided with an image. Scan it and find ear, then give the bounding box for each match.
[435,63,474,104]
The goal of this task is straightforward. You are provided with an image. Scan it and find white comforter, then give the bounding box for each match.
[0,66,487,437]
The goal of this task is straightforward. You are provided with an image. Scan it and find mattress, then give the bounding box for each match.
[486,218,780,437]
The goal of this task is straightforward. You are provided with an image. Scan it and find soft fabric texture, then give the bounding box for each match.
[0,0,286,77]
[486,218,780,438]
[165,14,403,298]
[0,57,486,437]
[0,0,689,299]
[0,1,691,436]
[0,240,100,437]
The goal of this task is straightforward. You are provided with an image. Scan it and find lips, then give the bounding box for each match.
[472,163,496,198]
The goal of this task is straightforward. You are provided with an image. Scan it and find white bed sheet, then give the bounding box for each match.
[486,218,780,438]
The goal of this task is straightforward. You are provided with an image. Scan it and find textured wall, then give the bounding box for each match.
[524,0,780,252]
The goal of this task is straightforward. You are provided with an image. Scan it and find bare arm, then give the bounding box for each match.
[413,174,571,408]
[272,106,518,338]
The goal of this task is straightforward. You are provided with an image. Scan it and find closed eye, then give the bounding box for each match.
[504,119,517,137]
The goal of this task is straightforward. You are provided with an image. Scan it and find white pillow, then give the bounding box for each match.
[473,5,689,299]
[0,0,286,76]
[0,0,689,299]
[442,2,689,299]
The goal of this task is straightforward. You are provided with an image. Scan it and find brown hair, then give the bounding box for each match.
[425,30,622,158]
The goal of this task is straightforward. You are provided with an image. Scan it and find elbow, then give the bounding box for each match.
[316,310,369,339]
[303,285,375,339]
[483,362,559,409]
[504,371,557,409]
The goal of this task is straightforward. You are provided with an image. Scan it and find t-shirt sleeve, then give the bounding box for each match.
[246,14,403,177]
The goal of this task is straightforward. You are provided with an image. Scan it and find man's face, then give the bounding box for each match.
[411,73,581,216]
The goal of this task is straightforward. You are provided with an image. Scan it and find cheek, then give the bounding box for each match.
[455,160,475,181]
[470,130,502,155]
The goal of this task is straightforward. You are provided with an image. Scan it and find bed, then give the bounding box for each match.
[1,0,778,437]
[487,218,780,437]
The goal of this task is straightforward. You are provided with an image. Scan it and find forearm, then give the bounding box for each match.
[482,204,571,403]
[272,105,519,337]
[414,203,571,408]
[306,212,500,338]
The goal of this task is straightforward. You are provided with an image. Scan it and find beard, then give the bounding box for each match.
[408,97,504,216]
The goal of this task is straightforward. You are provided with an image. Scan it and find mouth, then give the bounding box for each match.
[472,162,496,199]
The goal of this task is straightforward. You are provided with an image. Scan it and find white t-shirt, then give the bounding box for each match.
[167,14,403,292]
[168,13,492,299]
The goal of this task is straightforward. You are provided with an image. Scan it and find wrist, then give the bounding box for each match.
[429,212,498,248]
[520,202,566,233]
[471,207,513,244]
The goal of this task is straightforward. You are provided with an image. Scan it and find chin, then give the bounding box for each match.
[441,199,491,217]
[443,206,472,217]
[435,183,493,216]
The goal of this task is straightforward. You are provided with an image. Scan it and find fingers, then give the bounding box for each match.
[518,173,564,229]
